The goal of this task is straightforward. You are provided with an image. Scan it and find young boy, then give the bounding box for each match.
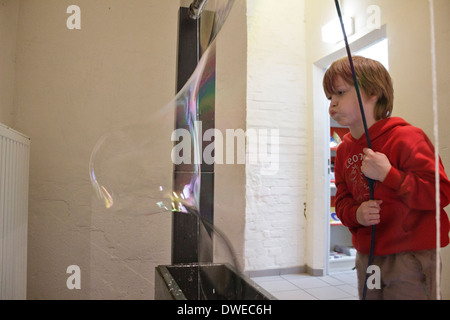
[323,56,450,300]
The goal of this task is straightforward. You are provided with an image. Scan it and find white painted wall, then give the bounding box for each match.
[11,0,180,299]
[245,0,308,274]
[0,0,19,126]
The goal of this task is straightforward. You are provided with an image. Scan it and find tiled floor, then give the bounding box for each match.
[251,270,359,300]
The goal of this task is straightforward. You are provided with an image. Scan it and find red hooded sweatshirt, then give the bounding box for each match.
[335,117,450,256]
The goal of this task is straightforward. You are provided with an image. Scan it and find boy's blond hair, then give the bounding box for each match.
[323,56,394,120]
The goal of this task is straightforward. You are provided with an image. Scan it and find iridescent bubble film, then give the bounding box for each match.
[88,0,248,300]
[89,1,234,217]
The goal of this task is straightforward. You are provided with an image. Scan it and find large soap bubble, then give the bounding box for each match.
[89,97,202,216]
[88,0,251,300]
[89,0,235,217]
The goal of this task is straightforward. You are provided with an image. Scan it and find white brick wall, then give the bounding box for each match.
[245,0,308,272]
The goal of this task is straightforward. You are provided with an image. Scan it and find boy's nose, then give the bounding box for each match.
[330,97,338,107]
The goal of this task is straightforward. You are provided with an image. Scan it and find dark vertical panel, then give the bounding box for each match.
[176,7,198,94]
[172,7,215,264]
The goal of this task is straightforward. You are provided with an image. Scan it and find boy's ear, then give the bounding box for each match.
[370,94,379,103]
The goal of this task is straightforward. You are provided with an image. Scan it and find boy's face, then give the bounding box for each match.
[328,76,376,130]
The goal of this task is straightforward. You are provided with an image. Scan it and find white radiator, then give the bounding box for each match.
[0,123,30,300]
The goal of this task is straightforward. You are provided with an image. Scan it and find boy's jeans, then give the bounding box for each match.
[355,249,440,300]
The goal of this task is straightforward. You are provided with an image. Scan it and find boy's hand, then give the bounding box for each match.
[356,200,383,227]
[361,148,392,182]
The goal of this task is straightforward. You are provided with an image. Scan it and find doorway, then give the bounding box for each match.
[312,26,389,274]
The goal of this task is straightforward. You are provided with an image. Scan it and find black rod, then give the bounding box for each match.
[334,0,375,300]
